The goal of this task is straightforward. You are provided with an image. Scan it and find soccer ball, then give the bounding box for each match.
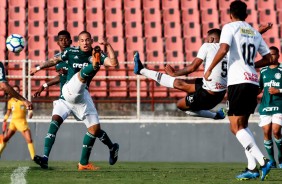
[6,34,25,53]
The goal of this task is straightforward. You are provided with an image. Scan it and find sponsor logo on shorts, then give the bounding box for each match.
[244,72,258,82]
[262,106,279,112]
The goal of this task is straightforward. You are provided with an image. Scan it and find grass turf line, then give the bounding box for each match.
[0,161,281,184]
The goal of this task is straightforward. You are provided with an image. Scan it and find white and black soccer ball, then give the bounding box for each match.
[6,34,25,53]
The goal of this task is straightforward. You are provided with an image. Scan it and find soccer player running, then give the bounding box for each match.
[134,29,227,119]
[32,30,72,169]
[31,31,119,170]
[258,46,282,169]
[0,85,35,160]
[204,1,273,181]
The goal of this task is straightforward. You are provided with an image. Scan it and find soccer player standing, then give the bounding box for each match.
[0,85,35,160]
[204,0,273,181]
[258,46,282,169]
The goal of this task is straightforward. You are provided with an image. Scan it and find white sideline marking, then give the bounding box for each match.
[11,167,29,184]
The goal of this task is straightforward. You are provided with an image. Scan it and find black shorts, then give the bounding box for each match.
[227,83,259,116]
[185,78,226,111]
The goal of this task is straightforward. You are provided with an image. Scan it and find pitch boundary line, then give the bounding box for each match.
[11,166,29,184]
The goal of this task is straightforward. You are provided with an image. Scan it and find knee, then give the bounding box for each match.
[87,124,101,135]
[272,129,281,139]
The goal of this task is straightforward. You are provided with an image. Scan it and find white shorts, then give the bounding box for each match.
[62,73,100,128]
[52,99,72,121]
[259,114,282,127]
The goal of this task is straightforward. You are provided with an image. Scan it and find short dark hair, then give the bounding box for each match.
[57,30,71,38]
[269,46,279,54]
[230,0,248,21]
[78,31,91,38]
[207,29,221,37]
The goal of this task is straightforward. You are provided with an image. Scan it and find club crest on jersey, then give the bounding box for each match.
[275,73,281,80]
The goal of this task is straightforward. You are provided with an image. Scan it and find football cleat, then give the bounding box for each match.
[109,143,119,165]
[236,168,260,180]
[133,52,144,75]
[33,155,48,169]
[270,161,277,168]
[278,163,282,169]
[78,163,100,171]
[214,108,227,119]
[261,158,273,181]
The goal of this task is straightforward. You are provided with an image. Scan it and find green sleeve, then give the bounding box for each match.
[0,62,7,82]
[61,48,69,61]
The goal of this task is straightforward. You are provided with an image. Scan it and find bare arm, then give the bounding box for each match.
[258,23,273,35]
[33,75,60,97]
[255,53,272,68]
[165,58,203,77]
[0,82,33,110]
[99,38,118,67]
[30,57,62,76]
[204,43,229,81]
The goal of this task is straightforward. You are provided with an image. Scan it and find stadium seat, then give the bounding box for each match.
[47,49,61,59]
[0,0,6,8]
[85,7,104,23]
[278,11,282,25]
[165,36,183,52]
[28,49,46,61]
[185,50,198,62]
[105,8,123,22]
[148,80,168,97]
[166,51,184,62]
[182,9,200,24]
[146,36,163,53]
[245,9,258,25]
[31,79,48,97]
[201,9,219,24]
[124,8,142,23]
[28,0,45,8]
[9,0,26,8]
[8,50,26,70]
[220,9,231,25]
[218,0,230,10]
[199,0,217,10]
[144,8,161,23]
[146,59,165,72]
[0,21,6,36]
[124,0,141,10]
[47,0,64,8]
[184,37,202,54]
[183,22,201,38]
[180,0,198,10]
[108,71,127,97]
[66,0,84,8]
[107,36,125,62]
[144,22,162,38]
[89,73,108,97]
[86,21,104,41]
[126,51,145,69]
[28,7,45,22]
[162,0,179,10]
[146,50,165,62]
[28,21,45,36]
[277,1,282,11]
[259,9,277,25]
[0,7,6,21]
[143,0,160,10]
[47,21,65,36]
[164,22,182,38]
[105,21,124,37]
[28,36,46,50]
[67,21,84,42]
[125,22,143,38]
[47,84,61,97]
[0,36,5,51]
[8,21,26,36]
[105,0,122,9]
[66,7,84,22]
[243,0,255,11]
[47,7,65,21]
[263,37,281,48]
[163,9,181,23]
[257,0,274,11]
[262,24,279,38]
[202,22,220,39]
[9,7,26,21]
[128,79,148,97]
[85,0,103,9]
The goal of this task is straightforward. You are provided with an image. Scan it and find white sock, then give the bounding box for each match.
[245,150,257,170]
[140,68,175,88]
[185,110,216,119]
[236,128,265,166]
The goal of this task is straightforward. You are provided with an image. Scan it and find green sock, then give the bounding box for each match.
[80,64,99,80]
[80,132,96,165]
[264,139,275,162]
[274,138,282,163]
[96,129,113,149]
[44,120,60,157]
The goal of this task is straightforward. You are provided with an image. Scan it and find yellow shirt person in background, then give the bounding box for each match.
[0,85,35,160]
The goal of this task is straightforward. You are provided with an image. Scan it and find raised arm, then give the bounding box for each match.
[30,56,62,76]
[33,75,61,97]
[99,38,118,67]
[165,58,203,77]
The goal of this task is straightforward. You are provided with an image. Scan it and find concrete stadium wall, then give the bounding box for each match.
[1,120,278,163]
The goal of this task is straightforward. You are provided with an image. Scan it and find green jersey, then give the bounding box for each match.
[258,65,282,115]
[0,62,7,82]
[60,46,107,86]
[55,58,68,99]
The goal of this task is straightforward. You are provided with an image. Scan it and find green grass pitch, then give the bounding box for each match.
[0,161,281,184]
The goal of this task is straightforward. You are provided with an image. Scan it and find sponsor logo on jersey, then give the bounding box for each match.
[275,73,281,80]
[244,72,258,82]
[69,48,79,52]
[264,80,280,87]
[215,82,227,89]
[262,106,279,112]
[240,28,255,36]
[72,63,89,68]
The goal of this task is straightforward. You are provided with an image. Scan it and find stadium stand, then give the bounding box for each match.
[28,7,45,22]
[124,8,142,23]
[125,22,143,38]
